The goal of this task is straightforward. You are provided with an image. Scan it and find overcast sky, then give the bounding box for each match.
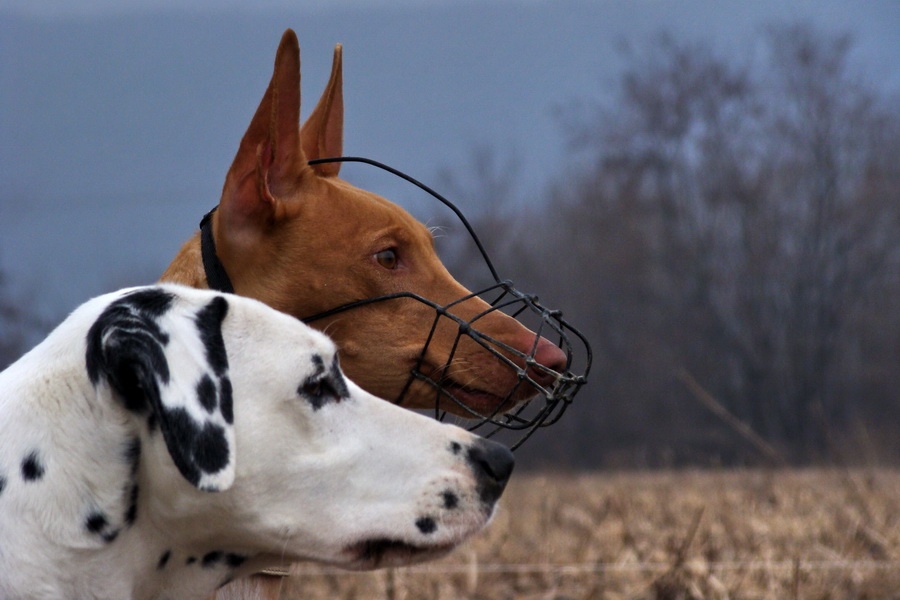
[2,0,898,322]
[7,0,474,17]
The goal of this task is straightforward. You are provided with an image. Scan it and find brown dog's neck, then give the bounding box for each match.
[159,234,209,289]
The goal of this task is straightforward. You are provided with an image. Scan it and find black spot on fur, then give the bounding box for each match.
[299,355,327,410]
[309,354,325,380]
[162,408,230,486]
[21,451,44,481]
[86,288,233,491]
[122,440,141,524]
[124,484,139,525]
[193,424,229,474]
[449,442,462,455]
[122,439,140,526]
[442,490,459,510]
[226,553,247,568]
[85,289,174,414]
[124,437,141,477]
[219,377,234,425]
[329,357,350,399]
[190,297,234,438]
[202,551,224,568]
[0,474,6,496]
[123,287,177,318]
[85,512,107,533]
[85,511,120,543]
[194,297,229,376]
[299,355,349,411]
[416,516,437,535]
[157,550,171,570]
[186,556,197,565]
[197,375,217,413]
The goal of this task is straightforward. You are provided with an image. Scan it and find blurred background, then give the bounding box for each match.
[2,0,898,469]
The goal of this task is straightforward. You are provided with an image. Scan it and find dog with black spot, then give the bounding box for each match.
[0,285,513,599]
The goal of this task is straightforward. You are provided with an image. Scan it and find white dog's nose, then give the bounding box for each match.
[466,439,515,506]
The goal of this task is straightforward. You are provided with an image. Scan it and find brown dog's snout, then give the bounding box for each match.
[526,335,568,387]
[502,329,567,388]
[466,439,515,506]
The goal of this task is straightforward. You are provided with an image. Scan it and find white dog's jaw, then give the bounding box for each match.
[328,412,514,571]
[208,367,514,571]
[320,435,511,572]
[0,285,513,600]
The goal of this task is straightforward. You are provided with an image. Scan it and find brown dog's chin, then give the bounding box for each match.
[440,379,533,419]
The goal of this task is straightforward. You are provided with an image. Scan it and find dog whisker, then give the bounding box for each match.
[318,317,345,338]
[426,223,448,239]
[277,528,290,596]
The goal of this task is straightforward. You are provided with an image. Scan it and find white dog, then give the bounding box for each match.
[0,285,513,599]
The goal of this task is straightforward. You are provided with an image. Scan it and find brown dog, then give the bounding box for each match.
[161,29,565,599]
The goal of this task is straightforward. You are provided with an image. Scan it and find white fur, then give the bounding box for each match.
[0,285,509,599]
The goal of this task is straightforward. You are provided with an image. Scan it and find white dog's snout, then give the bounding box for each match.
[329,420,515,569]
[462,438,515,507]
[407,437,514,540]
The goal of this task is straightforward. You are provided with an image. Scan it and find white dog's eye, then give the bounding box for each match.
[299,355,351,410]
[301,379,332,400]
[301,380,328,398]
[299,374,347,410]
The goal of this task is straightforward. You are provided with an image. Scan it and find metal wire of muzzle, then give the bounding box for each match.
[305,157,592,449]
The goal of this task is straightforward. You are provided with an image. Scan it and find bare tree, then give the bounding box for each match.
[444,25,900,466]
[590,26,899,462]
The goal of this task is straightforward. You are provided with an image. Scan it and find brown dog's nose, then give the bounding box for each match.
[526,336,568,388]
[467,439,515,506]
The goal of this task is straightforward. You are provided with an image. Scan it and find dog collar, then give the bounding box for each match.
[199,208,235,294]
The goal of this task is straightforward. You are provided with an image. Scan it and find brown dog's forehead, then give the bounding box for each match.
[260,173,448,315]
[315,177,435,246]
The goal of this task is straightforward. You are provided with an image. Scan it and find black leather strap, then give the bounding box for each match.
[199,208,235,294]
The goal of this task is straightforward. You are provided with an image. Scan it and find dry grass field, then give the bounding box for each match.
[258,469,900,599]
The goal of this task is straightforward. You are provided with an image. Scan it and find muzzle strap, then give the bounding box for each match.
[199,208,235,294]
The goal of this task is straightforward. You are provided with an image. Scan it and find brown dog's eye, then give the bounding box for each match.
[375,249,398,270]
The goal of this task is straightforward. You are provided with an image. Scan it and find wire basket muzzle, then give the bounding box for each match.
[305,156,592,450]
[303,279,591,450]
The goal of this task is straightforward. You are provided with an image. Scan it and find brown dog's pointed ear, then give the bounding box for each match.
[268,29,302,184]
[301,43,343,177]
[221,29,305,225]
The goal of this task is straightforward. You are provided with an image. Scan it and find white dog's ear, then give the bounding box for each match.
[86,288,236,492]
